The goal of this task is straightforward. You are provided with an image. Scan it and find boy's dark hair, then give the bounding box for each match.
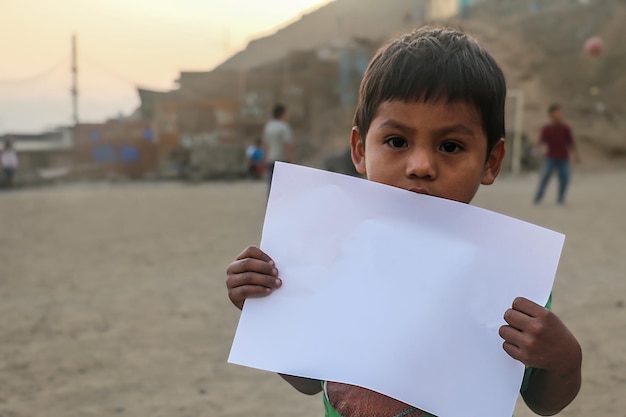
[272,104,287,119]
[353,27,506,154]
[548,103,561,115]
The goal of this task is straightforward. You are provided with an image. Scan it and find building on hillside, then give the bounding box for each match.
[74,118,158,179]
[135,39,377,179]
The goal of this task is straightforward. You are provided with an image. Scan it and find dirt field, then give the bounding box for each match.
[0,169,624,417]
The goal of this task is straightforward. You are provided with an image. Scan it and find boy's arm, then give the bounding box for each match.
[567,127,581,163]
[285,141,296,164]
[499,297,581,416]
[283,125,295,163]
[522,366,581,415]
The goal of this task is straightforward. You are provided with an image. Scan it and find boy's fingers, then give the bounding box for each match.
[502,341,524,363]
[235,245,274,264]
[227,258,278,276]
[500,326,534,365]
[503,307,533,331]
[511,297,544,317]
[499,324,525,347]
[227,272,282,290]
[228,285,274,307]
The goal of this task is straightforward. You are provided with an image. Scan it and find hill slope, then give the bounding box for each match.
[217,0,626,168]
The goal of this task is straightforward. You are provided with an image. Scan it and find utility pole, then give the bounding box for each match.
[71,33,79,125]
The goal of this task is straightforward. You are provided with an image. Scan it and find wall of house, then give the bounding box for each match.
[75,120,158,179]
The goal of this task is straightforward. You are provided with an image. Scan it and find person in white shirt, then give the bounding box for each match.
[262,104,295,192]
[1,139,19,187]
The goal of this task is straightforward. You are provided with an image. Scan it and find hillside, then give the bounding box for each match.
[217,0,626,169]
[215,0,422,71]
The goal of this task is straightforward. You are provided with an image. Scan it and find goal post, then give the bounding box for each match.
[507,89,525,175]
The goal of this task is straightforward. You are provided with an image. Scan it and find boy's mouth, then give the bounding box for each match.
[409,187,430,195]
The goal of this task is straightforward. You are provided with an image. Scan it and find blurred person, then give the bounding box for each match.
[262,103,295,192]
[246,138,265,179]
[1,139,19,188]
[533,104,580,205]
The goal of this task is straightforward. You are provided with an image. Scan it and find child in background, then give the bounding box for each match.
[246,138,265,179]
[1,139,19,187]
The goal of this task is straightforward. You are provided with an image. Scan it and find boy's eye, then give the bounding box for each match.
[440,142,463,153]
[384,137,408,148]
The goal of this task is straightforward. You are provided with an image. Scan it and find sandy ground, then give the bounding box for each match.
[0,168,625,417]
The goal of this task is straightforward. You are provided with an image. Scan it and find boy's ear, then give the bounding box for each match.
[350,127,367,176]
[481,139,505,185]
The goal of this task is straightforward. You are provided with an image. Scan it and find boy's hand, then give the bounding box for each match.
[499,297,581,376]
[500,297,582,414]
[226,246,282,310]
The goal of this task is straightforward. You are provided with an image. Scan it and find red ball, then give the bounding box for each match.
[584,36,604,57]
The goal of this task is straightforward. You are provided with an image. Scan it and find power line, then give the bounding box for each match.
[0,54,144,88]
[0,55,69,84]
[81,52,142,87]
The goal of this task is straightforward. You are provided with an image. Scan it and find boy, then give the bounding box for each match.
[226,27,581,417]
[245,138,265,179]
[533,103,579,205]
[1,139,19,187]
[263,103,295,190]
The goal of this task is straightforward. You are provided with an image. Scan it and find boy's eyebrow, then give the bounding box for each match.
[378,119,477,138]
[432,124,477,138]
[378,119,416,134]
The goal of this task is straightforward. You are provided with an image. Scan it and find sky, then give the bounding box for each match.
[0,0,332,134]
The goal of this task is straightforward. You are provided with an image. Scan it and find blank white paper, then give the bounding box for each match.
[228,162,565,417]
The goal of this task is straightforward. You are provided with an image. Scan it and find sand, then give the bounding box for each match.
[0,169,624,417]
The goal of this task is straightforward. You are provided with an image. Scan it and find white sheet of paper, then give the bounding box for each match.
[229,162,564,417]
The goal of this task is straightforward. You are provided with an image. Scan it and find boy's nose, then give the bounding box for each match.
[405,148,436,179]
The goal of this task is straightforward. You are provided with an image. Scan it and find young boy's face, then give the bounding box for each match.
[550,108,563,123]
[350,100,505,204]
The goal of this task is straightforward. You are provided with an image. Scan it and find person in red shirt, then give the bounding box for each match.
[533,104,580,205]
